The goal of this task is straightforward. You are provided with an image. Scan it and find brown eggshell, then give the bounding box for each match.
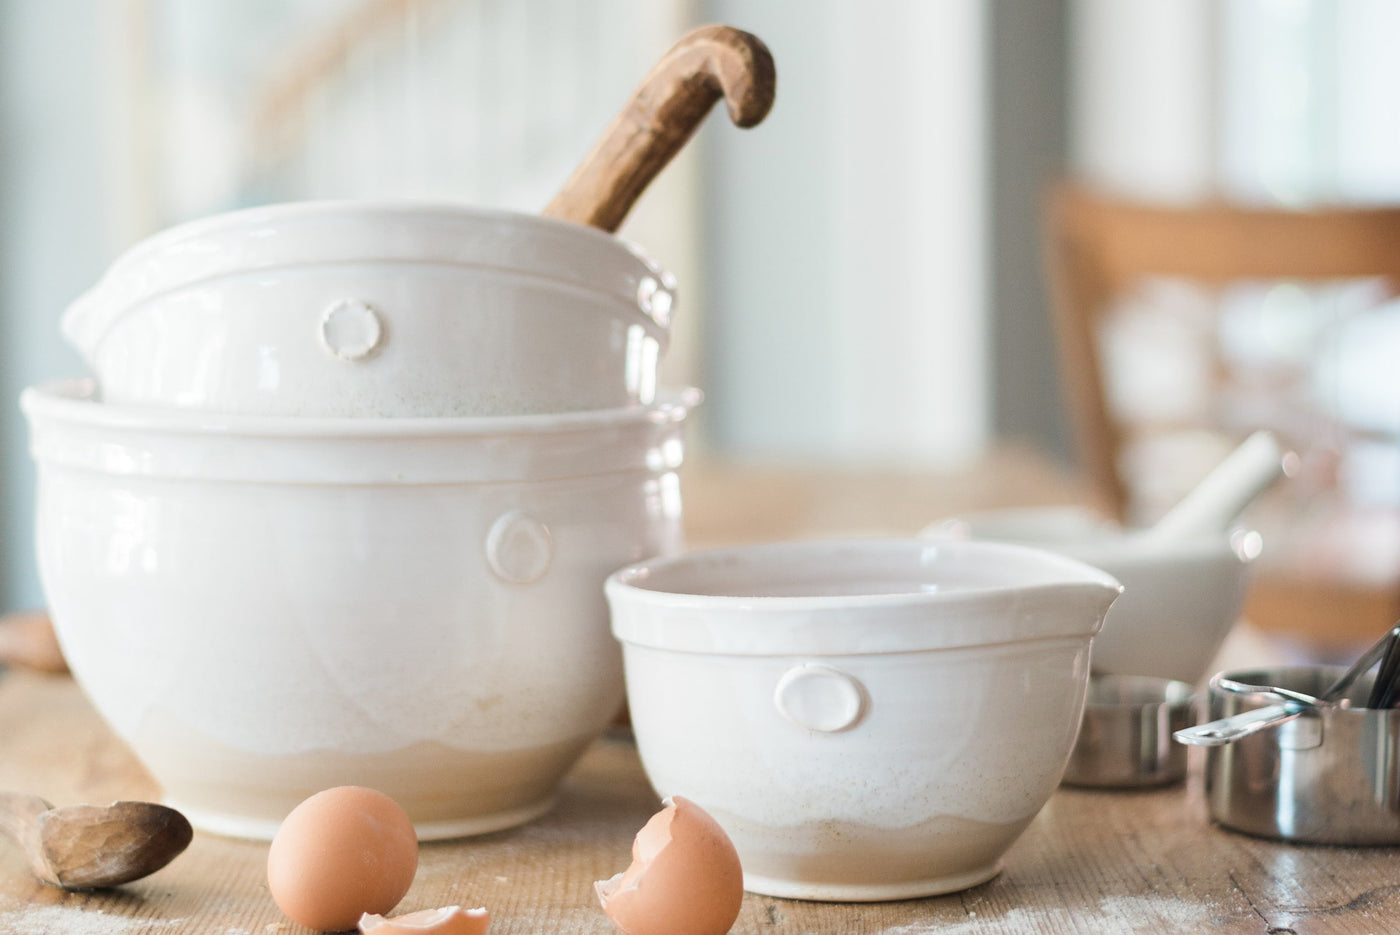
[359,905,490,934]
[596,796,744,935]
[267,786,419,931]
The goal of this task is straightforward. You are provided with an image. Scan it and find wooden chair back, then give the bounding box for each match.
[1045,181,1400,518]
[1043,181,1400,646]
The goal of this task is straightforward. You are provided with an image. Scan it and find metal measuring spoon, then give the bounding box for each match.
[1366,622,1400,708]
[1175,625,1400,746]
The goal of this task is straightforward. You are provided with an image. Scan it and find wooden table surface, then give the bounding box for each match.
[4,670,1400,935]
[3,454,1396,934]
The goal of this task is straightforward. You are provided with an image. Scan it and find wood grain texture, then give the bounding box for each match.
[3,669,1400,933]
[680,451,1088,550]
[544,24,776,232]
[1,458,1393,933]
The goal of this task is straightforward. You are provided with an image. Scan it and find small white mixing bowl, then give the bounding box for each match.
[63,201,675,417]
[25,379,696,840]
[606,539,1121,901]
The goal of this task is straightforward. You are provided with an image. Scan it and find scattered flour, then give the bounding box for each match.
[879,894,1223,934]
[0,902,185,935]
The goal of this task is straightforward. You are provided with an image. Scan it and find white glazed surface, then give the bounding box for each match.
[924,508,1254,685]
[63,202,675,417]
[25,379,694,839]
[606,540,1121,901]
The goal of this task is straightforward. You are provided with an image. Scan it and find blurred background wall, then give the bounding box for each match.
[1,0,1397,614]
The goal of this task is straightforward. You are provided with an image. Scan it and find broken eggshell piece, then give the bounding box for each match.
[359,905,490,935]
[597,796,743,935]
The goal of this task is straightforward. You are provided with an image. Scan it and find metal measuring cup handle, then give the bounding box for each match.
[1211,676,1325,708]
[1177,676,1331,746]
[1174,702,1308,746]
[1178,625,1400,747]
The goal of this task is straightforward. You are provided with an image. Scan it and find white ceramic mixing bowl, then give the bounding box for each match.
[924,508,1257,685]
[606,539,1121,901]
[63,201,675,417]
[24,379,696,840]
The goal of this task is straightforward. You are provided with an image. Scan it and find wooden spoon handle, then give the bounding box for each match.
[0,791,50,840]
[0,791,53,879]
[544,24,776,232]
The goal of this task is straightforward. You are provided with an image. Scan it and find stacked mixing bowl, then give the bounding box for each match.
[23,201,694,839]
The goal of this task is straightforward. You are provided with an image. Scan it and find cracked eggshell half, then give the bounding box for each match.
[597,797,743,935]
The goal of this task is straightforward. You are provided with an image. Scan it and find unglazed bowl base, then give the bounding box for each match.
[170,794,559,842]
[742,861,1004,902]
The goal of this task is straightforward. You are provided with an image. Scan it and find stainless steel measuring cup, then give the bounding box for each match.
[1062,675,1195,788]
[1199,665,1400,844]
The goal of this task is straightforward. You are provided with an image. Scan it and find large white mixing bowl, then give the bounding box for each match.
[24,379,696,840]
[62,202,676,417]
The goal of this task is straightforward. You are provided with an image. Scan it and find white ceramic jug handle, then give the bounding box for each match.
[773,664,866,733]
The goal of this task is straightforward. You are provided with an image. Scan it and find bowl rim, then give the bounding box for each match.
[96,198,646,265]
[607,538,1121,606]
[22,378,701,438]
[62,198,676,361]
[606,538,1123,655]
